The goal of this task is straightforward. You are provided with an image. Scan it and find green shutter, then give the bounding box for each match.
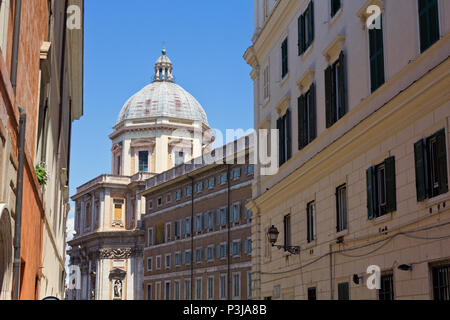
[309,83,317,141]
[286,110,292,160]
[338,51,346,119]
[385,156,397,213]
[436,130,449,195]
[325,66,333,128]
[298,95,306,150]
[367,167,375,220]
[414,139,427,201]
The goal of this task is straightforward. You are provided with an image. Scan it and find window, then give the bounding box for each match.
[207,277,214,300]
[369,14,385,92]
[277,110,292,167]
[196,278,202,300]
[175,151,185,166]
[244,200,253,221]
[139,151,149,172]
[244,238,252,255]
[182,218,192,236]
[195,248,202,263]
[217,208,227,228]
[194,215,203,233]
[219,173,227,185]
[175,189,182,201]
[247,272,252,299]
[414,129,448,201]
[418,0,440,52]
[185,186,193,197]
[174,220,181,239]
[307,201,316,243]
[231,241,241,257]
[165,281,171,300]
[263,65,270,100]
[331,0,341,17]
[155,282,161,300]
[367,157,397,219]
[156,256,161,270]
[336,184,347,232]
[208,177,215,189]
[298,1,314,55]
[165,223,171,242]
[157,197,162,207]
[283,214,291,251]
[245,164,254,175]
[432,264,450,300]
[220,274,227,300]
[184,279,192,300]
[197,182,203,193]
[232,168,241,180]
[308,287,316,300]
[338,282,349,300]
[229,202,241,224]
[183,250,192,265]
[206,246,214,261]
[147,284,152,300]
[147,257,153,272]
[113,200,123,223]
[174,252,181,266]
[232,273,241,299]
[378,273,394,300]
[148,200,153,210]
[116,155,121,175]
[217,244,227,259]
[174,281,180,300]
[281,37,288,78]
[165,254,171,269]
[325,52,346,128]
[298,84,317,150]
[166,194,171,203]
[203,211,214,231]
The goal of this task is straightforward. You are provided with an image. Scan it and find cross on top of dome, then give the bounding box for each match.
[154,46,174,82]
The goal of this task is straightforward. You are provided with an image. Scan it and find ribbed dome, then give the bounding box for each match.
[117,81,209,125]
[117,49,209,126]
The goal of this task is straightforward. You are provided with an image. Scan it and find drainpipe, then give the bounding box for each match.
[226,164,231,300]
[188,175,194,299]
[10,0,22,93]
[12,106,26,300]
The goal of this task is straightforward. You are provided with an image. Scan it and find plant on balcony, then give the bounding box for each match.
[35,162,49,186]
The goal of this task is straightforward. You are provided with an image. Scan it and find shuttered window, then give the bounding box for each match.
[432,264,450,300]
[298,84,317,150]
[367,157,397,220]
[419,0,440,52]
[336,184,347,232]
[277,110,292,167]
[414,129,448,201]
[379,273,394,300]
[298,1,314,55]
[369,14,385,92]
[281,38,288,78]
[325,52,346,128]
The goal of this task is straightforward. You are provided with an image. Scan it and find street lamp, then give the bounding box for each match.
[267,225,300,255]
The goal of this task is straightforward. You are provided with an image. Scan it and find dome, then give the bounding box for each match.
[117,81,209,125]
[117,49,209,126]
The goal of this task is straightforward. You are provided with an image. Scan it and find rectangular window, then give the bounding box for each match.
[244,238,252,255]
[325,52,346,128]
[195,248,202,263]
[174,281,180,300]
[174,252,181,266]
[155,282,161,300]
[331,0,341,17]
[165,282,171,300]
[277,109,292,166]
[307,201,316,243]
[432,264,450,300]
[157,197,162,207]
[165,223,171,242]
[379,273,394,300]
[367,157,397,219]
[419,0,440,52]
[208,177,215,189]
[336,184,348,232]
[298,1,314,55]
[283,214,291,251]
[156,256,161,270]
[184,279,191,300]
[165,254,171,269]
[414,129,448,201]
[147,257,153,272]
[369,14,385,92]
[338,282,349,300]
[298,84,317,150]
[232,273,241,300]
[113,199,124,222]
[207,277,214,300]
[220,274,227,300]
[196,278,202,300]
[139,151,149,172]
[147,284,152,300]
[247,272,252,299]
[175,151,185,167]
[174,220,181,238]
[116,155,121,175]
[206,246,214,261]
[308,287,316,300]
[281,37,288,78]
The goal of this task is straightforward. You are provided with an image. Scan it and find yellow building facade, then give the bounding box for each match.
[245,0,450,300]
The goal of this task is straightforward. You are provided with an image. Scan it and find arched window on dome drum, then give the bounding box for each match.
[159,68,163,80]
[139,151,149,172]
[165,68,168,80]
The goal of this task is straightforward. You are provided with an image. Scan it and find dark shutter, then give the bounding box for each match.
[367,167,375,220]
[309,1,314,45]
[385,156,397,213]
[298,95,306,150]
[300,15,306,53]
[286,110,292,160]
[414,139,427,201]
[338,51,346,119]
[298,15,303,55]
[310,83,317,141]
[325,66,333,128]
[277,118,283,166]
[307,205,311,242]
[338,282,349,300]
[436,130,449,195]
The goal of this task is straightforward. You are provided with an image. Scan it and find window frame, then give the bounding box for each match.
[281,37,289,79]
[336,184,348,232]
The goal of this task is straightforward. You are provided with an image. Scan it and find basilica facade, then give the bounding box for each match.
[67,50,214,300]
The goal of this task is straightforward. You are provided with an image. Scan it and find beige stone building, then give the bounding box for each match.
[141,141,254,300]
[67,49,214,300]
[245,0,450,300]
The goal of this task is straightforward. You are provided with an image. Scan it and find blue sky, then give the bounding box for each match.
[67,1,254,239]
